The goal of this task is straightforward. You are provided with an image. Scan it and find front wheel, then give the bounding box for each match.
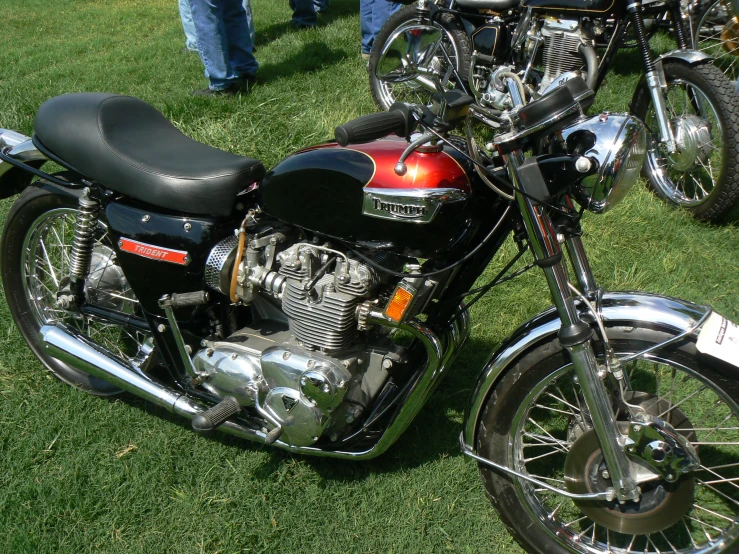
[631,60,739,222]
[476,323,739,554]
[368,5,471,111]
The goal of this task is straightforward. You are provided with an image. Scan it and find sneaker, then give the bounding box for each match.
[361,52,371,61]
[190,83,241,97]
[239,74,257,91]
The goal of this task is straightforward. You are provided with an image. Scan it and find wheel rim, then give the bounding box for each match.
[643,78,724,207]
[508,353,739,553]
[694,0,739,83]
[21,207,152,367]
[375,23,462,110]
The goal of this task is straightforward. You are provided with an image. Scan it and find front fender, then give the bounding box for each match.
[655,49,712,66]
[461,291,710,447]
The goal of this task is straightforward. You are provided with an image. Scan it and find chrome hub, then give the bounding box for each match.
[721,16,739,56]
[86,244,129,311]
[667,115,713,172]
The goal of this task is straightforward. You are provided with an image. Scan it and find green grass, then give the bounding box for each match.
[0,1,738,553]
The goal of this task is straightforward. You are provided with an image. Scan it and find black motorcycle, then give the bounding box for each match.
[370,0,739,223]
[1,72,739,554]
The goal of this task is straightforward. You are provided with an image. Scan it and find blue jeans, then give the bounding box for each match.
[360,0,401,55]
[179,0,198,51]
[189,0,258,90]
[180,0,255,50]
[290,0,321,27]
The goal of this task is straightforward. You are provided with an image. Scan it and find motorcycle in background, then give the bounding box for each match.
[691,0,739,83]
[370,0,739,222]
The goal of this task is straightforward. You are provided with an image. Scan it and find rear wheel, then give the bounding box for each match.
[476,324,739,554]
[1,182,152,395]
[631,60,739,222]
[369,5,471,111]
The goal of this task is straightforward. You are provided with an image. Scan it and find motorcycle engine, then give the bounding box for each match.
[192,228,410,447]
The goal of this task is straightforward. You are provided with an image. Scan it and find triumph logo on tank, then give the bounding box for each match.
[362,187,467,224]
[372,198,428,218]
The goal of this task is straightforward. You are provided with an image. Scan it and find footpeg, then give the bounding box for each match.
[192,396,240,435]
[265,425,283,445]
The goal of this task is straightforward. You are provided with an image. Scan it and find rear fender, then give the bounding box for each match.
[0,129,48,199]
[461,291,710,447]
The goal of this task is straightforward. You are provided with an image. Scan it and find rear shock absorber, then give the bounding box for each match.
[65,188,100,304]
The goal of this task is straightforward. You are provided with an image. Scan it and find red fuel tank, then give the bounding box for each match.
[258,136,478,257]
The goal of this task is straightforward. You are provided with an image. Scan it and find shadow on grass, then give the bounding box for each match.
[254,0,360,47]
[109,335,499,482]
[257,41,350,83]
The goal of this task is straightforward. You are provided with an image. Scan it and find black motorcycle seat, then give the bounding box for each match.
[455,0,519,10]
[33,93,265,217]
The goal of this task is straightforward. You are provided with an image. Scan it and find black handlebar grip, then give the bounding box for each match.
[335,109,410,147]
[170,291,209,309]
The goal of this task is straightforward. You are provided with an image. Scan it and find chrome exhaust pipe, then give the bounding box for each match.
[39,324,267,444]
[39,309,468,459]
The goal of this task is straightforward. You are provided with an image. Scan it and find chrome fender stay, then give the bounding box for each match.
[461,291,711,449]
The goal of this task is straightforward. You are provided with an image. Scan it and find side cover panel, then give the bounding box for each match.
[104,200,237,315]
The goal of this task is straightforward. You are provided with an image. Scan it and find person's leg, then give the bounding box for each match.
[223,0,258,78]
[314,0,329,14]
[360,0,373,55]
[178,0,199,52]
[289,0,317,28]
[243,0,256,47]
[368,0,402,53]
[190,0,239,91]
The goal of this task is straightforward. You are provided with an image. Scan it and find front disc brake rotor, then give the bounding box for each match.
[564,394,697,535]
[564,429,695,534]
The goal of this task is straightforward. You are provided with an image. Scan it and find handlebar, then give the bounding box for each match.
[334,104,415,147]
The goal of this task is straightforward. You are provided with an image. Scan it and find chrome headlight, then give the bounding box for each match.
[561,113,646,213]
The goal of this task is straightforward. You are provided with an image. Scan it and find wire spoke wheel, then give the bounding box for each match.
[644,77,723,206]
[693,0,739,83]
[633,60,739,222]
[21,207,152,368]
[476,325,739,554]
[513,360,739,552]
[369,6,470,111]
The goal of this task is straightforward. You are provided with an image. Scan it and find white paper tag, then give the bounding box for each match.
[696,312,739,367]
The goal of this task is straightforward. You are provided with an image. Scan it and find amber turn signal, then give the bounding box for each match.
[384,283,416,322]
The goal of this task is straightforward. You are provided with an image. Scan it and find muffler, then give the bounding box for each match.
[39,324,266,444]
[39,310,466,459]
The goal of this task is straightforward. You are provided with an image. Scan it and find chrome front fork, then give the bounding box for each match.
[628,0,677,153]
[505,152,640,502]
[645,66,677,153]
